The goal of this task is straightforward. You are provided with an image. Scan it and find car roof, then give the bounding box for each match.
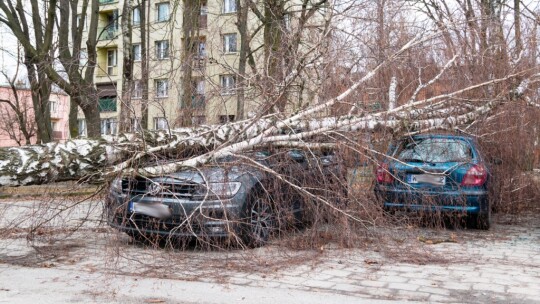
[405,134,474,142]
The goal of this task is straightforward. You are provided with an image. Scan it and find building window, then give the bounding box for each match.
[107,49,117,75]
[77,14,87,31]
[78,119,87,137]
[101,118,118,135]
[50,100,58,114]
[284,13,291,31]
[192,78,205,109]
[154,117,168,130]
[155,40,169,59]
[155,79,169,98]
[223,33,237,53]
[130,118,141,132]
[220,75,236,95]
[79,49,88,66]
[192,115,206,125]
[132,44,141,61]
[132,80,142,99]
[219,115,235,123]
[223,0,236,13]
[197,39,206,57]
[156,2,170,22]
[132,7,141,26]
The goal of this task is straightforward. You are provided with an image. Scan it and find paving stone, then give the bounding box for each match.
[377,275,409,283]
[302,279,337,289]
[274,275,307,285]
[395,289,430,300]
[461,276,492,283]
[401,271,429,279]
[365,287,395,298]
[442,282,471,290]
[359,280,388,288]
[321,269,351,277]
[418,286,450,296]
[408,279,439,287]
[507,287,540,296]
[332,283,362,292]
[429,294,452,302]
[388,282,420,292]
[305,273,335,281]
[471,283,506,293]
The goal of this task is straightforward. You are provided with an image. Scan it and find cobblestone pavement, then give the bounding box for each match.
[0,200,539,303]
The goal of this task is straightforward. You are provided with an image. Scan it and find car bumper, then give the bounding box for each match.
[106,191,245,238]
[374,186,489,214]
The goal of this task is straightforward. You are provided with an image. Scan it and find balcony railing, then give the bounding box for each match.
[193,57,206,70]
[99,97,117,112]
[97,66,118,77]
[192,94,206,109]
[52,131,64,141]
[199,15,207,28]
[99,0,118,5]
[98,25,118,40]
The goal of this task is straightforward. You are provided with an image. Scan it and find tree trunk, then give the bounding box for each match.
[263,0,286,112]
[179,0,201,127]
[140,0,149,130]
[236,0,249,120]
[119,0,134,133]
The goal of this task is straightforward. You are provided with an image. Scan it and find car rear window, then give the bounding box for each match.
[395,138,473,163]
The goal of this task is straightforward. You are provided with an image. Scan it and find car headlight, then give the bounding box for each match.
[110,177,122,193]
[195,182,242,199]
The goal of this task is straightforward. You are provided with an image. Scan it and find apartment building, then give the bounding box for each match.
[77,0,326,136]
[0,85,70,146]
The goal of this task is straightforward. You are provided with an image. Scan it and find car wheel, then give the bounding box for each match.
[468,208,491,230]
[241,192,276,247]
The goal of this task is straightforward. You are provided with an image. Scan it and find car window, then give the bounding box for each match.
[395,138,473,163]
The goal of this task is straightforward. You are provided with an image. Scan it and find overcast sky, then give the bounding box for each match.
[0,22,22,84]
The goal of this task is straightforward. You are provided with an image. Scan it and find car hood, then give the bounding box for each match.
[152,165,256,184]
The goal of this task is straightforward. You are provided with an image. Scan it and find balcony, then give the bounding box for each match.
[52,131,64,141]
[199,15,207,29]
[98,25,118,40]
[97,66,118,78]
[192,94,206,110]
[99,97,117,112]
[193,57,206,70]
[99,0,118,5]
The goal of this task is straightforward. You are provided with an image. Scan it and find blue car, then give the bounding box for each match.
[374,134,491,229]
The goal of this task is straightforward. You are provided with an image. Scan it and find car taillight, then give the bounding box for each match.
[461,164,487,186]
[376,163,394,184]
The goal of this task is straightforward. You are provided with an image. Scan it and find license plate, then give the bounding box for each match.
[407,174,446,185]
[127,201,172,219]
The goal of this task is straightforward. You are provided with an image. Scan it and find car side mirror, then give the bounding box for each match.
[288,150,306,162]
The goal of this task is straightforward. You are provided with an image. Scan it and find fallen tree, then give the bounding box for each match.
[0,29,538,187]
[0,73,531,187]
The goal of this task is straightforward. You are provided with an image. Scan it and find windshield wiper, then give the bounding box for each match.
[400,158,425,163]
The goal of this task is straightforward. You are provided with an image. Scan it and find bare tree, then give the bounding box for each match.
[0,70,35,145]
[0,0,103,138]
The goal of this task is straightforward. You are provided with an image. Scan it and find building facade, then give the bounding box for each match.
[0,86,70,147]
[77,0,327,136]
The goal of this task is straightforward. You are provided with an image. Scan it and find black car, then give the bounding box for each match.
[106,149,347,247]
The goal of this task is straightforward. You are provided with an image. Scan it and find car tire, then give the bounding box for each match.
[468,208,491,230]
[240,191,277,247]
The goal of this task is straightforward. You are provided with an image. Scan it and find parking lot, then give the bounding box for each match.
[0,198,539,303]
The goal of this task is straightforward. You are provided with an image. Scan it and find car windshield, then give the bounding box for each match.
[395,138,473,163]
